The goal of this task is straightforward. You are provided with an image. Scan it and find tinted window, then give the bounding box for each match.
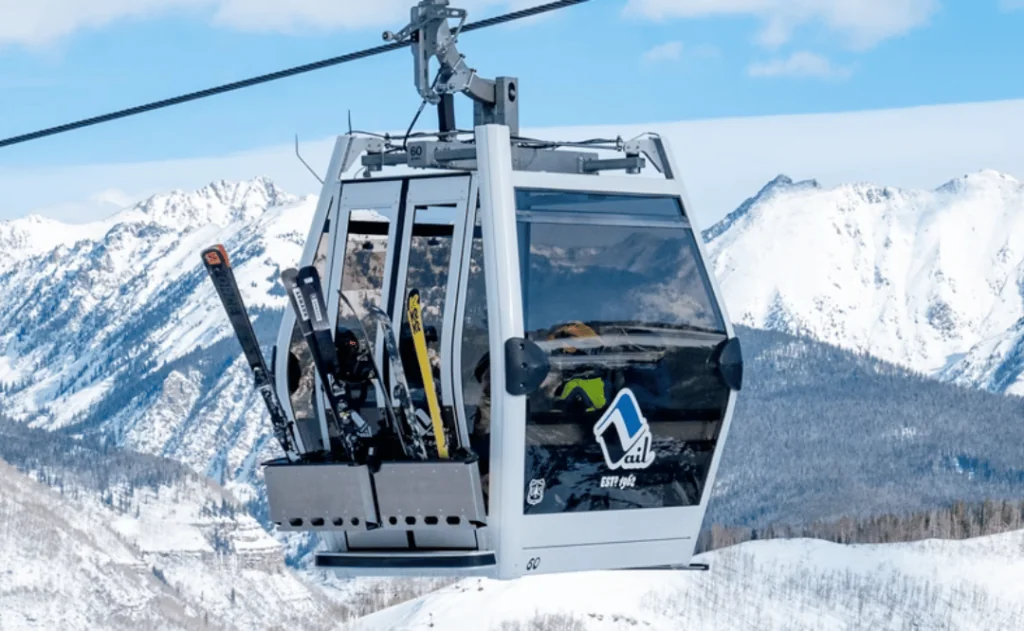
[516,190,729,515]
[286,216,333,453]
[335,211,392,428]
[522,222,725,335]
[401,206,458,447]
[516,189,686,219]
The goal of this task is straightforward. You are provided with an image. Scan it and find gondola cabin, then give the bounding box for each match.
[201,0,743,581]
[255,124,742,579]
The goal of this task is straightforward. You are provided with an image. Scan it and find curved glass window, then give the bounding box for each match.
[286,214,333,453]
[459,209,490,470]
[400,206,458,447]
[334,212,392,430]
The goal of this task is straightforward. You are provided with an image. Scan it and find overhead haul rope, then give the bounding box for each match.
[0,0,590,149]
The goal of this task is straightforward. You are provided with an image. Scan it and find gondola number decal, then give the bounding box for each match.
[526,557,541,572]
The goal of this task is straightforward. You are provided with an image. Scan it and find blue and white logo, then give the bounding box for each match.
[593,388,656,471]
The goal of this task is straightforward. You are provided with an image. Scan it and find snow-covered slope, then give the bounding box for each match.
[1,173,1022,514]
[0,177,313,501]
[0,457,345,630]
[705,169,1024,394]
[0,214,108,270]
[941,316,1024,397]
[349,529,1024,631]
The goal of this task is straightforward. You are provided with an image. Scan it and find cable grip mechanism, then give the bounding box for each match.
[383,0,519,135]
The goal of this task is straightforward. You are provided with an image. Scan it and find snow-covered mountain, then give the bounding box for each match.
[0,454,345,630]
[2,170,1022,537]
[348,529,1024,630]
[0,214,106,270]
[0,177,313,504]
[941,316,1024,394]
[704,169,1024,396]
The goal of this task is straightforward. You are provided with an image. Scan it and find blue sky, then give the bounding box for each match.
[0,1,1022,225]
[0,0,1021,169]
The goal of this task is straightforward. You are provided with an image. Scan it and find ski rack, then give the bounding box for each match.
[263,457,488,535]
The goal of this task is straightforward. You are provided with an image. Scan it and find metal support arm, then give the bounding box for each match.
[385,0,492,105]
[384,0,517,134]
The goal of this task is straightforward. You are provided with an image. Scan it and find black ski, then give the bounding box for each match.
[280,266,372,461]
[338,291,427,461]
[365,303,433,453]
[200,245,299,461]
[335,290,423,458]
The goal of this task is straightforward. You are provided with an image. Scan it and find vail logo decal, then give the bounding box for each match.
[593,388,656,471]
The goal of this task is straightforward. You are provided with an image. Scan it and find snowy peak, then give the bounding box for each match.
[759,173,822,195]
[0,177,300,273]
[706,168,1024,390]
[936,169,1022,195]
[122,176,298,230]
[702,174,819,241]
[0,213,89,269]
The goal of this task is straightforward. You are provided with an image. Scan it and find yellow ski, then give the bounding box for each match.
[407,289,448,458]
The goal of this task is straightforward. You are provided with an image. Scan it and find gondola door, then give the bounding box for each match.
[387,174,479,462]
[474,124,740,580]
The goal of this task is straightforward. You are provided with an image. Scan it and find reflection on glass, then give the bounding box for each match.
[287,321,318,423]
[515,189,686,219]
[336,210,392,425]
[523,222,724,334]
[337,216,389,346]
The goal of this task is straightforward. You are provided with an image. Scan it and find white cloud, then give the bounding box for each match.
[3,99,1024,230]
[208,0,531,34]
[748,51,853,79]
[0,0,208,48]
[999,0,1024,10]
[0,0,553,47]
[622,0,940,50]
[643,41,683,63]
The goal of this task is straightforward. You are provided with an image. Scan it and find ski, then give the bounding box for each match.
[407,289,449,459]
[337,291,426,461]
[200,245,299,461]
[280,266,372,461]
[365,303,433,453]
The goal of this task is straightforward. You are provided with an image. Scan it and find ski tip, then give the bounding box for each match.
[201,244,230,268]
[297,265,321,282]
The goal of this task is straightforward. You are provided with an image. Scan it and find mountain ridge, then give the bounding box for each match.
[704,166,1024,395]
[1,169,1022,549]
